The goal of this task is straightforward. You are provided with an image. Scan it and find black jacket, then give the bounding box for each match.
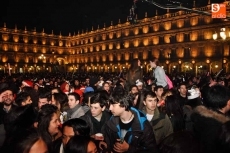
[80,110,111,135]
[0,103,17,132]
[176,94,187,108]
[191,106,230,153]
[52,137,62,153]
[102,107,158,153]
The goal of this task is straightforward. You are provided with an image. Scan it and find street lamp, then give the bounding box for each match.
[212,28,229,72]
[38,54,46,72]
[213,28,227,40]
[38,54,46,60]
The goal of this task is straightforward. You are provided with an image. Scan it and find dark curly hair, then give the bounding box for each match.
[109,93,133,111]
[36,104,58,152]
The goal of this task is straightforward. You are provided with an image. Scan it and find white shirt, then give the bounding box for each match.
[146,114,154,122]
[59,143,64,153]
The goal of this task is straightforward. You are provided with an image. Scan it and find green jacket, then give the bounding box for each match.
[142,107,173,144]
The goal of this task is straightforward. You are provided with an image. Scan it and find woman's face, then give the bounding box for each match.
[65,84,70,91]
[87,141,97,153]
[48,113,60,136]
[51,96,61,110]
[103,83,110,91]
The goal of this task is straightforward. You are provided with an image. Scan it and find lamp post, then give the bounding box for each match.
[212,28,228,73]
[178,59,182,72]
[38,54,46,72]
[38,54,46,60]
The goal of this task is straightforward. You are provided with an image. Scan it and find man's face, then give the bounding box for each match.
[48,113,60,137]
[38,79,43,85]
[74,80,79,86]
[137,85,143,90]
[178,85,187,96]
[86,79,90,84]
[49,81,53,85]
[155,88,164,97]
[143,96,157,111]
[68,95,79,109]
[188,80,193,85]
[38,98,48,109]
[90,103,104,118]
[2,90,14,106]
[62,126,75,146]
[193,77,197,83]
[109,103,125,117]
[131,87,138,94]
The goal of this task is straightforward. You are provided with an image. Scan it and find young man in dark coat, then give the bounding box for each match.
[102,93,157,153]
[191,85,230,153]
[80,92,111,137]
[0,87,17,148]
[177,82,187,108]
[142,91,173,144]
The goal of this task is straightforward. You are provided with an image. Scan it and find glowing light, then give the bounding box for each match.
[39,54,46,60]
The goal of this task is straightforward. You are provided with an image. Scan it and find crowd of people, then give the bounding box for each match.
[0,57,230,153]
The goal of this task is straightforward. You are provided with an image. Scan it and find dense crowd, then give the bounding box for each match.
[0,58,230,153]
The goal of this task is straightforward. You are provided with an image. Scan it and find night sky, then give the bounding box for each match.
[0,0,224,35]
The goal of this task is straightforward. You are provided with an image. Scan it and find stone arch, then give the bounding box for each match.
[181,62,193,72]
[56,57,67,65]
[195,61,208,74]
[169,62,179,73]
[210,60,222,73]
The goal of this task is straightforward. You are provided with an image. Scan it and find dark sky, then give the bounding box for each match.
[0,0,224,35]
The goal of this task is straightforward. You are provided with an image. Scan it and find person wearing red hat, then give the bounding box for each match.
[18,80,34,94]
[60,82,70,95]
[22,80,33,88]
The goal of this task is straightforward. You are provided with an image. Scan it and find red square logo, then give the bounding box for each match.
[212,3,226,18]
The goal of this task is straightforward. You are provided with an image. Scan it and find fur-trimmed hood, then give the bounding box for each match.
[191,106,230,152]
[193,105,230,123]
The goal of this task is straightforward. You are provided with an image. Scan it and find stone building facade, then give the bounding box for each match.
[0,2,230,74]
